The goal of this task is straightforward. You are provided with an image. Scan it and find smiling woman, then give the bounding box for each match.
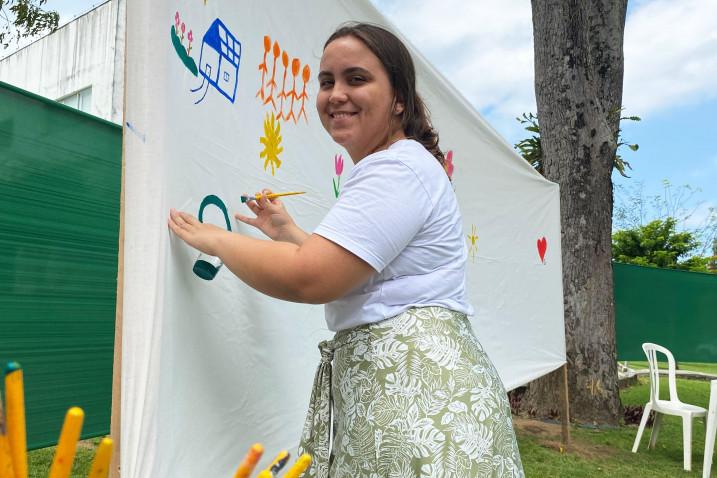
[168,21,524,478]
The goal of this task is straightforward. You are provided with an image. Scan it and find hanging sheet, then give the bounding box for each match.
[123,0,565,475]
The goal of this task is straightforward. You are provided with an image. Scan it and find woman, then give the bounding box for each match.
[169,22,524,478]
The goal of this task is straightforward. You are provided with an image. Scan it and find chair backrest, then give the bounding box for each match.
[642,342,680,403]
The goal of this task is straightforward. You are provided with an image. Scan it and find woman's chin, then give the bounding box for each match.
[330,133,351,148]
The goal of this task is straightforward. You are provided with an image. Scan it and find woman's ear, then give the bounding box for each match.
[394,102,405,115]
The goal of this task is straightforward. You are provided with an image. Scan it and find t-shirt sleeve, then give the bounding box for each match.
[314,155,433,272]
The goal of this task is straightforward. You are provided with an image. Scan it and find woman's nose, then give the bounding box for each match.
[328,84,348,104]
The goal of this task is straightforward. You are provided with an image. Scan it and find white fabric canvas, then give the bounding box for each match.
[123,0,565,476]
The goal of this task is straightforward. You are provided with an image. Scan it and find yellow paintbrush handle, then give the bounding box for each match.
[87,437,113,478]
[5,363,27,478]
[0,386,16,478]
[0,434,15,478]
[283,454,312,478]
[255,191,305,200]
[49,407,84,478]
[233,443,264,478]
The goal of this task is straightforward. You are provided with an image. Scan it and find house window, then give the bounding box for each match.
[58,87,92,114]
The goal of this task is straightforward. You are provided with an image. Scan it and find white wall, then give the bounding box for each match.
[0,0,125,124]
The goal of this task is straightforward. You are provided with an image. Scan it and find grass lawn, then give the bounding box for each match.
[27,373,716,477]
[518,376,714,477]
[625,361,717,375]
[27,437,101,478]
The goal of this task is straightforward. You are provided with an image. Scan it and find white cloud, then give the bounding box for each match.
[372,0,717,134]
[370,0,536,141]
[682,200,716,232]
[623,0,717,117]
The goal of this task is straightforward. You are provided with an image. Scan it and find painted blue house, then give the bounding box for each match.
[197,18,241,103]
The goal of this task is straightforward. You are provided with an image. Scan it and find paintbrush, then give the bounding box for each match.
[240,191,305,203]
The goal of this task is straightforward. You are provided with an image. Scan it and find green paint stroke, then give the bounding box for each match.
[171,25,198,76]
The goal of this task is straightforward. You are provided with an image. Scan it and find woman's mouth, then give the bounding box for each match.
[330,111,358,119]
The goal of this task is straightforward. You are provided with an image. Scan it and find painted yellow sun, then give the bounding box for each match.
[260,112,283,175]
[467,224,479,262]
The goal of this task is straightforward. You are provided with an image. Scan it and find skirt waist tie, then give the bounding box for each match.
[298,339,336,478]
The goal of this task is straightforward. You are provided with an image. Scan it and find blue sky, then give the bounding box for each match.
[13,0,717,237]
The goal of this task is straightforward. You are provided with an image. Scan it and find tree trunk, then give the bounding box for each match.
[521,0,627,425]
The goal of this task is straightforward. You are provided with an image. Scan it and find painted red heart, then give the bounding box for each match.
[537,237,547,263]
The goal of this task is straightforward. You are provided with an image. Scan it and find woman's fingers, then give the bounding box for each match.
[168,210,193,244]
[257,189,272,209]
[235,213,256,226]
[179,210,198,225]
[246,200,262,215]
[169,209,198,235]
[168,209,224,256]
[168,208,185,229]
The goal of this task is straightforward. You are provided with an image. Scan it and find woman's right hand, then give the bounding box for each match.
[235,189,308,245]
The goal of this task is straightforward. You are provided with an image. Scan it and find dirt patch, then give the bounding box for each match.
[513,417,616,460]
[76,438,100,450]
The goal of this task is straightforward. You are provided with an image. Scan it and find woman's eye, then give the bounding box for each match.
[349,76,366,84]
[319,80,334,89]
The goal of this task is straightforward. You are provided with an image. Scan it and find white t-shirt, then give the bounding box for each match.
[314,139,474,331]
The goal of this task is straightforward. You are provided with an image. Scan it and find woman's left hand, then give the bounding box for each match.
[168,208,227,256]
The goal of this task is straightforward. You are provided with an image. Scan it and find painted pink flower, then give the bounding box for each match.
[445,150,454,179]
[181,22,186,35]
[175,11,180,27]
[334,154,344,176]
[188,30,193,43]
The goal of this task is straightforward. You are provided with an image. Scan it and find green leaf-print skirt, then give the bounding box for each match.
[299,306,524,477]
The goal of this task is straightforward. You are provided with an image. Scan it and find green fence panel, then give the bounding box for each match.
[614,262,717,362]
[0,81,121,449]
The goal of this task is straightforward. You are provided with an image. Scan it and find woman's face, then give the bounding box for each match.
[317,36,405,163]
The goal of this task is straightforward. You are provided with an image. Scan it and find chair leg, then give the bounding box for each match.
[705,412,717,478]
[632,403,652,453]
[649,413,663,450]
[683,415,692,472]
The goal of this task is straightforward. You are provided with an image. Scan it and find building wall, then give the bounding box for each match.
[0,0,125,124]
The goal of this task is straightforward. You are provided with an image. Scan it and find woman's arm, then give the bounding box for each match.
[169,209,374,303]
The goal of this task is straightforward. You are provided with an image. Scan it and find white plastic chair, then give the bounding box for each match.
[631,343,707,471]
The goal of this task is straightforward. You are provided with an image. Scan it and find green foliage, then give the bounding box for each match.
[514,110,639,177]
[614,180,717,269]
[612,217,715,272]
[0,0,59,49]
[514,112,543,175]
[678,254,714,273]
[611,108,641,178]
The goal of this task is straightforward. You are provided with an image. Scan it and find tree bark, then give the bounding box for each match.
[521,0,627,425]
